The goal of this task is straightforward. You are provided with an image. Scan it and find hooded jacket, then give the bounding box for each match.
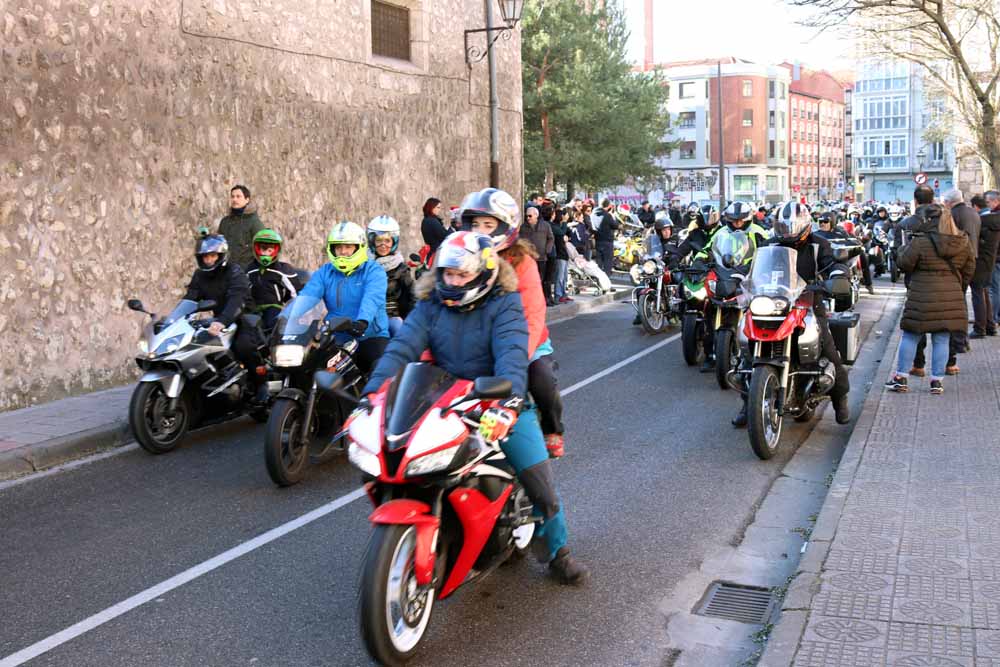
[182,262,250,326]
[502,240,549,357]
[299,259,389,339]
[897,214,975,333]
[361,259,528,397]
[975,210,1000,285]
[246,259,303,313]
[217,203,265,268]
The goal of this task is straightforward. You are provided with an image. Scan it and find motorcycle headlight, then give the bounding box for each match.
[152,334,186,357]
[707,279,717,293]
[273,344,306,367]
[348,441,381,477]
[138,340,149,354]
[405,444,460,477]
[642,260,657,275]
[749,296,789,316]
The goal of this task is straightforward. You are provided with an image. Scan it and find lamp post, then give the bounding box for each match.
[465,0,523,188]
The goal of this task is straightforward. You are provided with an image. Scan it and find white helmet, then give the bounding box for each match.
[367,215,401,253]
[887,204,904,222]
[434,232,501,310]
[773,201,813,243]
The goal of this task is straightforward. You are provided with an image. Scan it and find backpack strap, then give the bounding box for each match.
[926,233,963,284]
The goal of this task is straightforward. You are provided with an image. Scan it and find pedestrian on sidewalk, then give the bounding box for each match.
[551,207,572,303]
[539,202,559,306]
[568,208,592,261]
[420,197,449,254]
[217,185,265,268]
[970,192,1000,338]
[982,191,1000,328]
[593,198,619,281]
[886,205,975,395]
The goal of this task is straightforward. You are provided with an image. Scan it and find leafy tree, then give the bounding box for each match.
[521,0,672,194]
[787,0,1000,189]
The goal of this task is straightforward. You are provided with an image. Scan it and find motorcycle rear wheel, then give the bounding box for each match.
[639,292,668,335]
[714,329,738,391]
[681,312,704,366]
[359,524,436,666]
[129,382,190,455]
[264,398,309,487]
[748,365,783,460]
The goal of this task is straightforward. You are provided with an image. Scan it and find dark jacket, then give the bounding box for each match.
[246,259,303,313]
[520,219,554,259]
[668,208,683,226]
[637,207,656,228]
[975,211,1000,286]
[551,219,569,260]
[182,262,250,326]
[421,214,449,253]
[762,233,836,283]
[594,208,619,244]
[376,255,415,318]
[568,220,590,252]
[951,202,982,259]
[897,216,975,333]
[217,204,265,268]
[362,261,528,397]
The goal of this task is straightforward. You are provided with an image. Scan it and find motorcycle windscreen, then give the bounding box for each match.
[712,230,752,268]
[162,300,199,326]
[384,363,457,446]
[745,245,806,301]
[273,295,327,342]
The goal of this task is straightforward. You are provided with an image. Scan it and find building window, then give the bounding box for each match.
[664,84,670,100]
[680,141,696,160]
[769,80,775,99]
[767,175,778,190]
[778,111,786,128]
[742,80,753,97]
[769,140,775,158]
[677,112,696,128]
[769,110,775,128]
[931,140,945,162]
[793,108,799,119]
[742,139,753,159]
[734,175,757,192]
[778,141,786,159]
[679,82,696,99]
[742,109,753,127]
[371,0,411,61]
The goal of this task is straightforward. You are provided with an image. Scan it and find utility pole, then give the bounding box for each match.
[717,60,725,210]
[486,0,500,188]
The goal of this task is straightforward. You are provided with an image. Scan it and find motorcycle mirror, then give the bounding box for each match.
[472,377,512,400]
[409,253,422,263]
[127,298,145,312]
[196,299,217,312]
[314,371,345,396]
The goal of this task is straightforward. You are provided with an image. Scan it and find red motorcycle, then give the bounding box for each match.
[315,364,537,666]
[739,245,841,460]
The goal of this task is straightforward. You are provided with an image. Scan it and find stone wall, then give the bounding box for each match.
[0,0,524,410]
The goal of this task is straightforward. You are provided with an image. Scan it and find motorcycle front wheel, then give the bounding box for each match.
[129,382,190,454]
[264,398,309,486]
[714,329,738,391]
[638,292,668,334]
[359,524,436,666]
[681,311,704,366]
[748,365,783,460]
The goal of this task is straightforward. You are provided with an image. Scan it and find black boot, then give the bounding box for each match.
[699,355,715,373]
[632,314,642,326]
[833,395,850,424]
[549,547,589,586]
[732,402,748,428]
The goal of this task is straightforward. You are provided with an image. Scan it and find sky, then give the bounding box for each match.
[622,0,857,74]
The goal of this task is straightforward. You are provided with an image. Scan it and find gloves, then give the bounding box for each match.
[477,397,523,443]
[349,320,368,337]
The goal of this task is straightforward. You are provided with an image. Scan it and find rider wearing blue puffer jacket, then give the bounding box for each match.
[361,231,589,586]
[300,221,389,373]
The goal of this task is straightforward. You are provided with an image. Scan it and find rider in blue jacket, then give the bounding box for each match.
[362,231,589,586]
[300,221,389,373]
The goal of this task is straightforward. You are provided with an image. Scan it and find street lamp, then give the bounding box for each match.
[464,0,524,188]
[915,148,926,172]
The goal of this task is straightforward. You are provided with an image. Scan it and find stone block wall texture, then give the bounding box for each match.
[0,0,523,410]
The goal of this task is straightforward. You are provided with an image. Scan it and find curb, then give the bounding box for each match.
[545,288,630,323]
[757,297,904,667]
[0,419,133,482]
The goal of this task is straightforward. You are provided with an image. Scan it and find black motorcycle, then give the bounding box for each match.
[706,231,753,390]
[263,294,365,486]
[632,255,681,334]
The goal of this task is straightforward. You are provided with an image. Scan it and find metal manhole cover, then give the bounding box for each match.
[694,581,775,624]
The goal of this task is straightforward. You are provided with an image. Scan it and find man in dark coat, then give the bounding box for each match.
[521,206,554,297]
[593,198,619,279]
[972,200,1000,337]
[637,200,656,228]
[217,185,264,268]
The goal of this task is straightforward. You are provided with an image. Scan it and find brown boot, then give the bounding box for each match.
[946,365,960,375]
[908,367,926,377]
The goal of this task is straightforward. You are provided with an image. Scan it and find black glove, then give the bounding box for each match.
[498,395,525,415]
[349,320,368,337]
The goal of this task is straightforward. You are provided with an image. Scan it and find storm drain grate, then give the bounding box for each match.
[694,581,776,624]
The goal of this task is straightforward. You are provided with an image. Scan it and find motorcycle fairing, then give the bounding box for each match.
[369,499,440,586]
[138,368,185,398]
[744,306,808,343]
[439,485,513,598]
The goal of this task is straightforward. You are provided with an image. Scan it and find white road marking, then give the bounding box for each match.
[0,330,682,665]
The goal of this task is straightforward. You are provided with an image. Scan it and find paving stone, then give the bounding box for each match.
[826,549,899,575]
[802,615,888,648]
[833,533,900,553]
[971,602,1000,629]
[972,581,1000,603]
[793,641,887,666]
[975,629,1000,658]
[812,590,893,621]
[898,538,971,559]
[885,623,975,656]
[895,576,973,603]
[897,556,969,579]
[885,653,972,666]
[822,572,895,595]
[892,597,972,626]
[970,560,1000,581]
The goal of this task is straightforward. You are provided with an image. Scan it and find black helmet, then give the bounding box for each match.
[195,234,229,273]
[654,210,673,234]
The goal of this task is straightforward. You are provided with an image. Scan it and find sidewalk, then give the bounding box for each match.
[761,324,1000,666]
[0,288,629,481]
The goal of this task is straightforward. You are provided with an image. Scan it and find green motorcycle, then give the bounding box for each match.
[680,263,710,366]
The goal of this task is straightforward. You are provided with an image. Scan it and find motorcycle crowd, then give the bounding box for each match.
[124,185,901,666]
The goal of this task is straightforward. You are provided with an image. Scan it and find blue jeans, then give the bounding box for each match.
[553,259,568,299]
[501,408,567,562]
[897,330,949,379]
[991,264,1000,324]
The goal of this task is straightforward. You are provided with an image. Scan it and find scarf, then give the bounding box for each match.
[376,253,404,271]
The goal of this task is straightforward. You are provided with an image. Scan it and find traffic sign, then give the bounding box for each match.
[837,180,845,192]
[915,172,928,185]
[793,184,800,193]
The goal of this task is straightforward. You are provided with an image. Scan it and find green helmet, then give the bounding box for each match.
[253,228,283,268]
[326,221,368,275]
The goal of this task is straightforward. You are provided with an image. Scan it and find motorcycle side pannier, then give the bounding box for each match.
[829,312,860,365]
